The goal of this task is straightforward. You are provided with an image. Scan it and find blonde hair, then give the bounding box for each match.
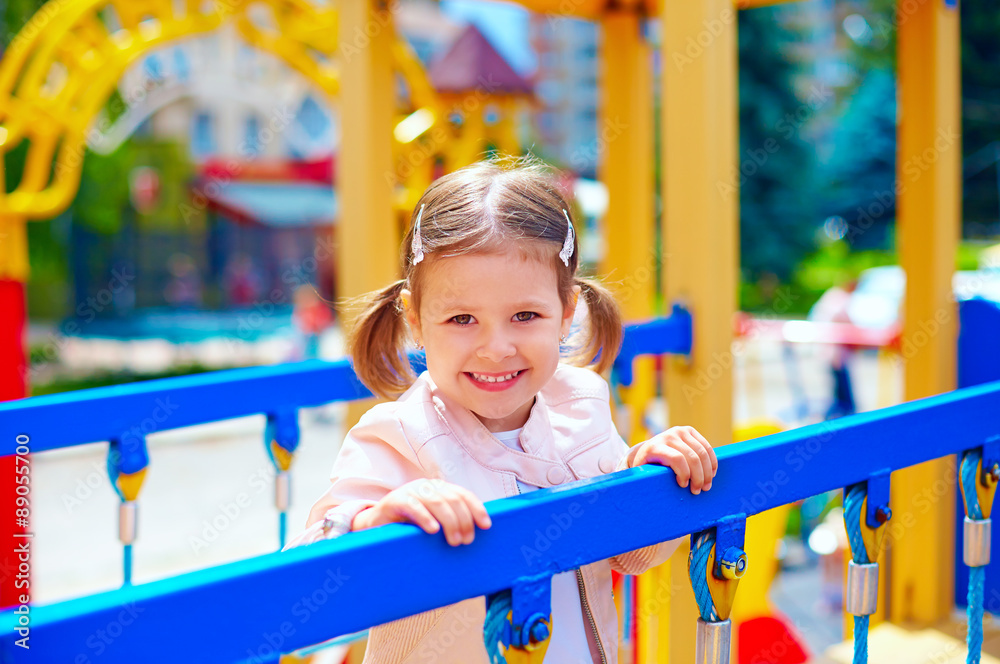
[346,155,624,398]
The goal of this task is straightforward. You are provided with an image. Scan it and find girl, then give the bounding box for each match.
[287,156,718,664]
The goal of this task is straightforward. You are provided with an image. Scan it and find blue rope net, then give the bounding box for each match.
[483,591,512,664]
[688,530,719,622]
[961,450,986,664]
[843,484,871,664]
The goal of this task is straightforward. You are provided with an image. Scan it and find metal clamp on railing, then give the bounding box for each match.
[960,445,998,567]
[265,409,300,547]
[843,473,891,664]
[484,576,553,663]
[959,442,1000,664]
[107,433,149,586]
[688,516,748,664]
[845,560,879,616]
[964,517,992,568]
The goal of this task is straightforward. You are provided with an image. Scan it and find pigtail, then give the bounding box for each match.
[567,276,624,375]
[344,280,415,398]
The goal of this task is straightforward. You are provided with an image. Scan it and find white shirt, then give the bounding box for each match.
[492,428,595,664]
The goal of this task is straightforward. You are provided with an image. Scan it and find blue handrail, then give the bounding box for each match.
[0,359,370,454]
[4,379,1000,663]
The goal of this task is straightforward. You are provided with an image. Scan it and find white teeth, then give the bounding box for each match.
[472,370,520,383]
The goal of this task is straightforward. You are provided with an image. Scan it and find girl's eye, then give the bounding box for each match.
[514,312,537,322]
[451,314,474,325]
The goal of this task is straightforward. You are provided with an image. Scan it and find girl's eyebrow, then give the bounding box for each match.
[513,300,554,311]
[441,300,555,313]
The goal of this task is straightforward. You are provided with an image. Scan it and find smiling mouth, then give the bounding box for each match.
[467,370,524,384]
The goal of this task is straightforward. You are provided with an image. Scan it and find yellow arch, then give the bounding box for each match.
[0,0,445,220]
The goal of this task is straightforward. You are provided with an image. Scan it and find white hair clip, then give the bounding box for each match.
[560,209,576,267]
[411,204,425,265]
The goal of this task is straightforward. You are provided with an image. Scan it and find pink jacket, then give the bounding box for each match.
[287,363,682,664]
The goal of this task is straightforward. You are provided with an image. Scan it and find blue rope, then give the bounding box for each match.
[853,615,868,662]
[969,566,984,664]
[842,485,869,565]
[123,543,133,587]
[962,450,984,521]
[688,531,719,622]
[483,591,512,664]
[622,573,634,643]
[843,484,869,664]
[962,450,985,664]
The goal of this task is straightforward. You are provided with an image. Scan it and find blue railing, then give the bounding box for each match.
[3,379,1000,662]
[2,301,998,663]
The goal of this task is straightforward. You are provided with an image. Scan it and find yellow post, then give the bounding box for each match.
[0,214,29,284]
[598,11,658,663]
[337,0,400,426]
[0,210,30,403]
[662,0,738,661]
[598,8,655,439]
[889,0,960,625]
[453,99,487,168]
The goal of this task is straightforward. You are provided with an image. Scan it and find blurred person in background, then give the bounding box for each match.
[292,285,332,360]
[164,253,203,309]
[224,254,262,307]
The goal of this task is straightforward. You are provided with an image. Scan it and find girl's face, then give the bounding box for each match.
[402,251,579,433]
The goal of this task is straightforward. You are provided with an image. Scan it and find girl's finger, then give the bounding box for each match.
[681,444,705,493]
[396,499,440,535]
[441,489,476,544]
[651,446,690,489]
[687,427,718,472]
[681,430,714,492]
[454,486,492,530]
[423,495,463,546]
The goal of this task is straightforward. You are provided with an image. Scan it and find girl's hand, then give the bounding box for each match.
[629,426,718,495]
[352,479,492,546]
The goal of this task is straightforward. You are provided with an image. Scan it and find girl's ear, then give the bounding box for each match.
[561,284,582,336]
[400,288,422,339]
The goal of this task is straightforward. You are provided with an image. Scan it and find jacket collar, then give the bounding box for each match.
[419,371,569,488]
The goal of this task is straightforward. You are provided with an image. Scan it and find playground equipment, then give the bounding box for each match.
[3,299,999,664]
[3,305,999,662]
[0,0,966,660]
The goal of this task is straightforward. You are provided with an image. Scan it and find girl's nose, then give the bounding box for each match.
[477,329,516,362]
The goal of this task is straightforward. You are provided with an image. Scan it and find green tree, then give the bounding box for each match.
[823,0,1000,239]
[961,0,1000,233]
[2,0,46,45]
[821,69,896,249]
[737,7,818,284]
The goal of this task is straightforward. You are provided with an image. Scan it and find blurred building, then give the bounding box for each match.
[96,1,473,164]
[529,16,600,178]
[397,0,465,66]
[72,0,533,319]
[98,24,334,162]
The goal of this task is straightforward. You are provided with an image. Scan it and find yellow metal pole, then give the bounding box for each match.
[338,0,400,428]
[889,0,960,625]
[0,211,29,400]
[598,11,658,663]
[496,97,522,158]
[598,8,655,414]
[662,0,738,661]
[454,102,486,168]
[0,214,29,284]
